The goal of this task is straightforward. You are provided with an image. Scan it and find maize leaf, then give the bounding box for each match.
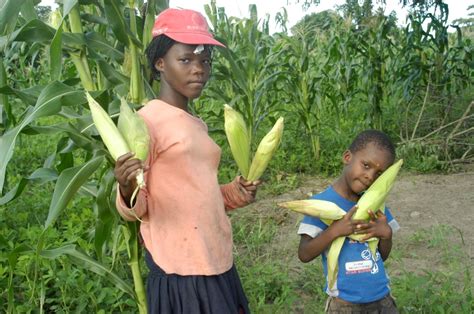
[86,92,130,160]
[353,159,403,221]
[224,104,251,177]
[279,199,345,221]
[246,117,284,181]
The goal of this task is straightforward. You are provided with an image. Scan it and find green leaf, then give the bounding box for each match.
[94,169,118,260]
[50,22,64,80]
[104,0,129,46]
[0,81,85,194]
[0,0,27,36]
[20,0,37,22]
[0,85,40,106]
[86,32,124,61]
[44,155,104,228]
[40,244,135,296]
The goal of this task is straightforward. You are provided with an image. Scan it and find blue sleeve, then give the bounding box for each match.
[301,214,328,230]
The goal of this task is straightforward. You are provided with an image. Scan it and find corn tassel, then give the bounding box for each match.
[118,98,150,207]
[246,117,284,181]
[86,92,130,160]
[224,104,251,177]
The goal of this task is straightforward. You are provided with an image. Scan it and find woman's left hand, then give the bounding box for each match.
[236,176,261,203]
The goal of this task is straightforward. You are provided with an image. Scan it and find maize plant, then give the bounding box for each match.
[282,159,403,289]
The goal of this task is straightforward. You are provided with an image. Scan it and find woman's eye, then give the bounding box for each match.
[363,163,369,169]
[203,59,211,65]
[179,58,190,63]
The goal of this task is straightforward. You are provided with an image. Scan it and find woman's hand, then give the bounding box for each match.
[237,176,261,203]
[114,152,145,202]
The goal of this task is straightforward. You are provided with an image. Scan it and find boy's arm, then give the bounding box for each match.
[378,235,393,261]
[298,206,359,263]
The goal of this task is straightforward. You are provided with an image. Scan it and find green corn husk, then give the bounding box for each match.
[246,117,284,181]
[327,236,345,290]
[224,104,251,177]
[279,199,346,221]
[118,98,150,206]
[353,159,403,221]
[86,92,130,160]
[118,98,150,162]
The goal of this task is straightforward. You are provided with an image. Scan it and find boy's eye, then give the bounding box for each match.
[363,162,369,169]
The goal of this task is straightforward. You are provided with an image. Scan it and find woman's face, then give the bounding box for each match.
[155,43,212,101]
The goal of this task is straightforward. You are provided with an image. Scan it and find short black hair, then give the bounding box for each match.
[349,129,396,161]
[145,35,214,81]
[145,34,177,81]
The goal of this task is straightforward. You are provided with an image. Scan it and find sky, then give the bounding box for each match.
[40,0,472,33]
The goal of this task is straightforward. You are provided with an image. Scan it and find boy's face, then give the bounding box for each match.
[342,142,394,195]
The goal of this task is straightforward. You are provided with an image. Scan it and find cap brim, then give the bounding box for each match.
[164,32,226,48]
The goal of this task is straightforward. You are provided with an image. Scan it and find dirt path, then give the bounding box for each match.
[247,168,474,274]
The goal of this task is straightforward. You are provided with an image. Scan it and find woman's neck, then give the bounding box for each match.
[158,88,189,112]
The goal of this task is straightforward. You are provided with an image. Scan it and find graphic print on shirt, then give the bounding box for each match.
[344,242,380,275]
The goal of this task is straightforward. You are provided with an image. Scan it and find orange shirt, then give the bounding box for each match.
[116,99,234,275]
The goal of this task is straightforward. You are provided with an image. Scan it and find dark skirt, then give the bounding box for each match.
[145,251,250,314]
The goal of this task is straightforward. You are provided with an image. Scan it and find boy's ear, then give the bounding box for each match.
[342,150,352,165]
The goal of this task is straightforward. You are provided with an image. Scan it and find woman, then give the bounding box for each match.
[114,8,259,314]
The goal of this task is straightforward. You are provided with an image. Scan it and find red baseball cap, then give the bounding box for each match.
[152,8,226,47]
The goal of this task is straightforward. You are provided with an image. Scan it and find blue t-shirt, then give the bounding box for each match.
[297,186,400,303]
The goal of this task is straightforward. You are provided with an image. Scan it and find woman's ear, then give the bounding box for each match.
[342,150,352,165]
[154,58,164,72]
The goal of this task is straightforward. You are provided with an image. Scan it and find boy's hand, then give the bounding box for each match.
[329,205,362,238]
[354,210,392,241]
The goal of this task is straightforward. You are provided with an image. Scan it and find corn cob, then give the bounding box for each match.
[224,104,251,178]
[327,236,345,290]
[117,98,149,162]
[86,92,130,160]
[353,159,403,221]
[117,98,150,206]
[279,199,346,221]
[246,117,284,181]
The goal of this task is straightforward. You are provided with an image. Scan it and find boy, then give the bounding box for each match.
[298,129,400,313]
